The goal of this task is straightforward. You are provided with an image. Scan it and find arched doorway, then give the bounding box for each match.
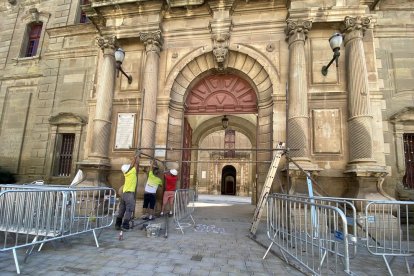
[221,165,236,195]
[165,50,277,204]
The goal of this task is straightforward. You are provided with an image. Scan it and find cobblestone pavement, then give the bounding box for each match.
[0,195,412,275]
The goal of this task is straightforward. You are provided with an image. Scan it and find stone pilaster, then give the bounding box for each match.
[342,16,389,200]
[78,35,118,186]
[139,31,162,158]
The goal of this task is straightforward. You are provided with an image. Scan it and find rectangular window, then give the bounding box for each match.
[25,23,42,57]
[224,129,235,158]
[56,133,75,177]
[403,133,414,189]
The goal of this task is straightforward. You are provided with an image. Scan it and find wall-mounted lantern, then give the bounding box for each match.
[321,33,343,76]
[114,48,132,84]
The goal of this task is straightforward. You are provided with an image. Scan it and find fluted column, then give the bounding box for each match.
[343,16,375,164]
[139,31,162,158]
[285,19,314,166]
[90,36,118,161]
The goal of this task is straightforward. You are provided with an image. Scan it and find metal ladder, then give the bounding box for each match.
[249,142,285,237]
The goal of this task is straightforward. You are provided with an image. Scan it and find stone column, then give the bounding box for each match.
[89,36,117,161]
[139,31,162,158]
[285,19,316,169]
[343,16,388,200]
[78,36,117,186]
[343,16,375,165]
[285,19,319,194]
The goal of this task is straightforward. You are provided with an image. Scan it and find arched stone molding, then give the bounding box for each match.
[165,46,280,106]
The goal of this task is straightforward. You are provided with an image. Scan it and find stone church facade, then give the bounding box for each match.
[0,0,413,202]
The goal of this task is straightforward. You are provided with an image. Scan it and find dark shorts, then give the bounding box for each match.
[143,193,156,209]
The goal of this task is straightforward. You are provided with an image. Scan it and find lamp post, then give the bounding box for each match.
[321,33,343,76]
[114,48,132,84]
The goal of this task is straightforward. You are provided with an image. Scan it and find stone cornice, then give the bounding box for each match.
[288,6,368,23]
[43,48,98,60]
[46,24,98,38]
[374,24,414,38]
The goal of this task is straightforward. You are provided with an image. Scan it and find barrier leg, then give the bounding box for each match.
[13,248,21,274]
[405,257,411,274]
[263,241,274,259]
[93,229,100,247]
[24,236,38,263]
[382,255,394,276]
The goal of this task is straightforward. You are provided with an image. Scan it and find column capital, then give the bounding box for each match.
[96,35,118,54]
[285,19,312,44]
[343,16,372,41]
[140,31,163,53]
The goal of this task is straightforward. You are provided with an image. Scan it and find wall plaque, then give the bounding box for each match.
[115,113,135,149]
[312,109,342,154]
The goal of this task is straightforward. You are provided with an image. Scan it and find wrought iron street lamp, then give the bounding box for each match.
[321,33,343,76]
[222,115,229,129]
[114,48,132,84]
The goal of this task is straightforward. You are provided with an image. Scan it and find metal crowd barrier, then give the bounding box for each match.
[282,194,359,257]
[265,193,414,275]
[0,184,116,274]
[264,193,352,275]
[173,189,195,234]
[364,200,413,275]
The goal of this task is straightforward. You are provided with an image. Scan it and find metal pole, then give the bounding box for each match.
[132,147,289,152]
[285,81,290,195]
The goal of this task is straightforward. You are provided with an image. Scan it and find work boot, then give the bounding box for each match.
[115,217,122,230]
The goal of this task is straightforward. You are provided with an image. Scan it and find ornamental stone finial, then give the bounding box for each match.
[96,35,118,50]
[140,31,163,53]
[285,19,313,42]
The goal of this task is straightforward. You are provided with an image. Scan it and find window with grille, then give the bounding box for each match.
[55,134,75,177]
[79,0,90,23]
[403,133,414,189]
[25,22,43,57]
[224,129,235,158]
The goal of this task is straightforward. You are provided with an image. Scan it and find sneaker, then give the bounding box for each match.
[148,215,154,221]
[141,215,148,220]
[168,211,173,217]
[160,212,164,216]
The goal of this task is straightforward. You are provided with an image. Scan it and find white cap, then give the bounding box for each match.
[170,169,178,176]
[121,164,131,173]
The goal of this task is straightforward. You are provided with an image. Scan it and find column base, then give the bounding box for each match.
[76,159,111,187]
[286,162,322,195]
[344,163,392,200]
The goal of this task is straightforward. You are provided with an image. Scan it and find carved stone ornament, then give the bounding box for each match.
[285,19,312,40]
[212,33,230,70]
[343,16,372,34]
[140,31,163,52]
[96,36,118,50]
